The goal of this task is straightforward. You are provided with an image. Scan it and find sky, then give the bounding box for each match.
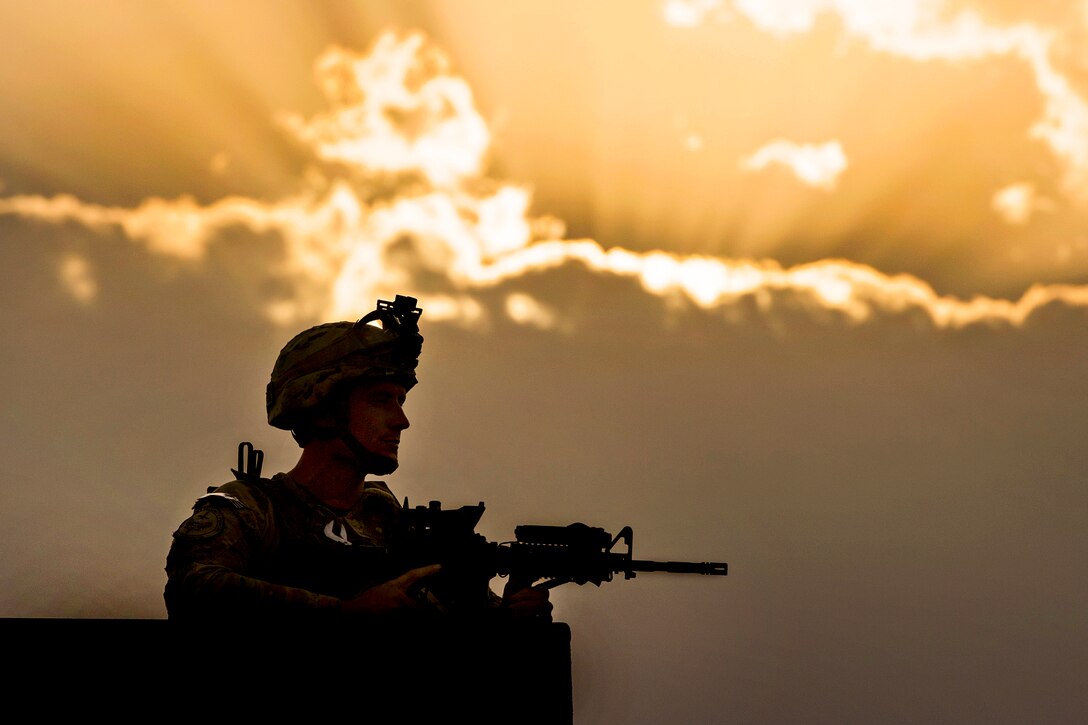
[1,0,1086,722]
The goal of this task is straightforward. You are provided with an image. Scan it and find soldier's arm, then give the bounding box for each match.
[165,493,344,617]
[166,487,447,618]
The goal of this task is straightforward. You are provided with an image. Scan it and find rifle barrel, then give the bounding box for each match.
[629,559,728,576]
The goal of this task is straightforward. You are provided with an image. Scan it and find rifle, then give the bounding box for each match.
[390,499,728,613]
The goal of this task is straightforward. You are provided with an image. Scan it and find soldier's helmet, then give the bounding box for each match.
[267,295,423,432]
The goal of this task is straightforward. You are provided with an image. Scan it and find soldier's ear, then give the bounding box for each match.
[290,406,340,446]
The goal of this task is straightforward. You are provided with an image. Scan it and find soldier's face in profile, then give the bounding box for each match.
[345,380,410,467]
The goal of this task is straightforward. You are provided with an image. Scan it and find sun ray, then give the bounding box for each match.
[2,26,1085,332]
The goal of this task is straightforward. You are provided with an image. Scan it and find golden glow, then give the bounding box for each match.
[209,153,231,175]
[279,35,490,188]
[681,0,1088,204]
[2,22,1087,332]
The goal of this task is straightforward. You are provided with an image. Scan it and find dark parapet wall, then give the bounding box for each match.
[3,618,573,722]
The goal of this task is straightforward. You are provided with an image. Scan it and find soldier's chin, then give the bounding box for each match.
[337,436,400,476]
[366,453,399,476]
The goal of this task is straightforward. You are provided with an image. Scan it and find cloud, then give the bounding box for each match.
[59,253,96,304]
[504,293,561,330]
[664,0,732,27]
[2,29,1087,333]
[669,0,1088,205]
[278,33,490,188]
[740,139,847,190]
[991,182,1054,224]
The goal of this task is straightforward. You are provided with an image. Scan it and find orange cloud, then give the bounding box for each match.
[59,253,96,305]
[2,29,1086,333]
[669,0,1088,205]
[740,140,847,190]
[991,183,1055,225]
[278,33,490,188]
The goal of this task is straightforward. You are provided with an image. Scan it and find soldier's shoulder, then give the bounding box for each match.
[198,476,278,511]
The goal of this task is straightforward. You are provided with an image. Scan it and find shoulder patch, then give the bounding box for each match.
[176,507,226,540]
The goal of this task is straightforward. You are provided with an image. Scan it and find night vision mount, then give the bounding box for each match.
[360,295,422,335]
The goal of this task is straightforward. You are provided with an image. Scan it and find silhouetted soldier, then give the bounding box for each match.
[164,295,552,623]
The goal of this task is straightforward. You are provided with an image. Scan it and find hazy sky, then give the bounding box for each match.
[1,1,1086,722]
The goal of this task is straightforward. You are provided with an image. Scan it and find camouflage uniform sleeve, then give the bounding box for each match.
[164,481,342,618]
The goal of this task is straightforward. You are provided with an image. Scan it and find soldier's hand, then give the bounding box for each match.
[340,564,441,616]
[501,578,553,622]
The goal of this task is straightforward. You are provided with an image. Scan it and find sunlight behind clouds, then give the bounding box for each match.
[279,34,490,188]
[2,26,1086,332]
[671,0,1088,206]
